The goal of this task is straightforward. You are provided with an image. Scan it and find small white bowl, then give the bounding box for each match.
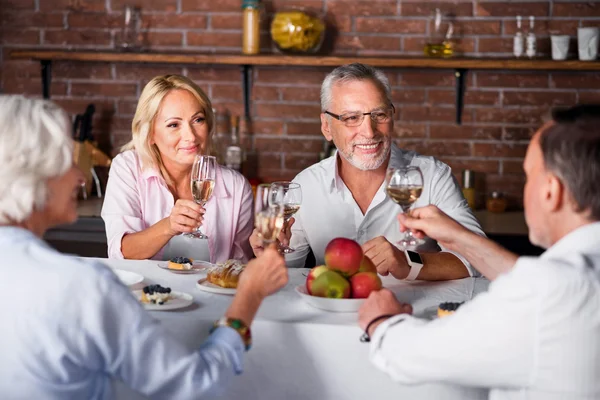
[294,285,365,313]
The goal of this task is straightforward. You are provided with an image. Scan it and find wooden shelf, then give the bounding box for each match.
[10,49,600,70]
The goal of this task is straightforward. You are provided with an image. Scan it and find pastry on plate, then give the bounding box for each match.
[168,256,193,270]
[437,302,463,318]
[141,284,172,305]
[207,259,245,289]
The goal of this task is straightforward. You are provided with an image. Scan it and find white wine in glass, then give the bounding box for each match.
[386,167,424,248]
[188,155,216,239]
[270,182,302,254]
[255,184,284,246]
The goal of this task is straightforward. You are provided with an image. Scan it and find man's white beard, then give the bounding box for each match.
[338,141,391,171]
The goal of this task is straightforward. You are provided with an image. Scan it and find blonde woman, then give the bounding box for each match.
[102,75,253,262]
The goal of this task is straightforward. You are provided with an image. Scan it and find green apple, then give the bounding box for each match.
[305,265,329,295]
[310,270,351,299]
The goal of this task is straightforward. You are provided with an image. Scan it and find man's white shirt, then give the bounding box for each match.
[370,222,600,399]
[286,143,484,274]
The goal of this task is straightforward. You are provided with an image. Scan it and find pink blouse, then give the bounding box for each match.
[101,150,254,263]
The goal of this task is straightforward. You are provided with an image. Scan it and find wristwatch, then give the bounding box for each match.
[403,250,424,281]
[210,317,252,351]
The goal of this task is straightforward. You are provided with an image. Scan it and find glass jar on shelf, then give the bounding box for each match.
[270,9,326,54]
[424,8,455,58]
[486,191,508,213]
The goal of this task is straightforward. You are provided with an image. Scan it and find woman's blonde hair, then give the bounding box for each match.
[122,74,215,186]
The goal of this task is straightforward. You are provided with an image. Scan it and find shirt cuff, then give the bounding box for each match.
[203,326,246,375]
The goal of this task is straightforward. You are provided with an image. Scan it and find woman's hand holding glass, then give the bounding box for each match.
[385,166,425,249]
[166,199,205,236]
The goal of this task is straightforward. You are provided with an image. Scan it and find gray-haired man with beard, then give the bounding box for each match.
[251,63,483,280]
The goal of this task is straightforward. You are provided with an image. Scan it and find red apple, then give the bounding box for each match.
[324,237,363,277]
[358,255,377,273]
[350,272,382,299]
[310,270,351,299]
[305,265,329,295]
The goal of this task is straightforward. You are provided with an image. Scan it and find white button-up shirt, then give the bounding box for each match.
[0,227,244,400]
[287,144,484,275]
[370,222,600,399]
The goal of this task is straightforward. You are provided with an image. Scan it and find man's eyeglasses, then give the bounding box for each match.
[324,105,395,127]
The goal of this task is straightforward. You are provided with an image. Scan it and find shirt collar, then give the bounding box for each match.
[541,221,600,259]
[327,143,414,194]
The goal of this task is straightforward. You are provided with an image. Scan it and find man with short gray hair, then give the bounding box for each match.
[359,104,600,398]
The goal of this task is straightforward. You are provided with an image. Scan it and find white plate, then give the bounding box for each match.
[113,269,144,286]
[158,260,215,275]
[196,278,236,295]
[133,290,194,311]
[294,285,365,313]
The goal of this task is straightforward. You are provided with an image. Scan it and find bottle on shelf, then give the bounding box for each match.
[424,8,454,58]
[513,15,524,58]
[461,169,476,209]
[526,16,537,59]
[242,0,260,55]
[486,191,507,213]
[225,115,243,172]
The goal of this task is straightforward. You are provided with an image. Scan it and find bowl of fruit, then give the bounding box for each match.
[296,238,383,312]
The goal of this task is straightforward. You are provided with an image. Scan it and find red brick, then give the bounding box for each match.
[401,2,473,17]
[280,87,321,103]
[478,37,515,54]
[256,68,326,85]
[255,137,324,153]
[456,20,502,35]
[393,123,427,138]
[182,0,239,12]
[396,140,471,157]
[428,90,500,106]
[335,35,401,52]
[187,31,241,47]
[71,82,138,97]
[211,14,242,30]
[2,0,35,9]
[476,2,549,17]
[485,174,526,195]
[430,125,502,140]
[67,13,121,28]
[327,14,352,33]
[503,160,525,174]
[474,108,545,124]
[441,158,501,174]
[392,89,426,104]
[115,64,185,80]
[551,73,600,89]
[328,1,398,16]
[579,91,600,103]
[54,61,112,79]
[211,84,243,101]
[53,98,116,115]
[258,168,297,182]
[2,79,66,96]
[2,12,64,28]
[472,143,528,158]
[251,121,285,135]
[1,30,40,45]
[110,116,135,131]
[503,127,537,141]
[117,100,138,115]
[111,0,176,12]
[44,30,111,46]
[400,71,454,87]
[1,60,40,80]
[400,105,473,123]
[504,19,579,36]
[144,13,208,29]
[355,18,426,34]
[285,153,320,170]
[256,153,283,171]
[503,91,576,107]
[255,104,321,119]
[553,2,600,17]
[287,121,322,135]
[477,72,549,88]
[187,66,241,82]
[144,31,183,46]
[211,102,244,116]
[40,0,106,12]
[252,86,280,101]
[266,0,324,13]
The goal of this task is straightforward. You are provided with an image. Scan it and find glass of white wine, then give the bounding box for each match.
[188,155,216,239]
[255,184,285,247]
[385,166,424,249]
[269,182,302,254]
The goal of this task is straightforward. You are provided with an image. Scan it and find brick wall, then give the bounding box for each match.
[2,0,600,208]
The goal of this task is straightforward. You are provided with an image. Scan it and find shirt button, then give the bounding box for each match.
[358,230,365,237]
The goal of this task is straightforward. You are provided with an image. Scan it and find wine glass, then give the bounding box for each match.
[269,182,302,254]
[254,184,285,247]
[187,155,216,239]
[385,166,424,249]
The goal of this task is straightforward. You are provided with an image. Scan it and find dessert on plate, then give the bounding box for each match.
[168,256,193,270]
[206,259,245,289]
[437,302,463,318]
[141,284,172,305]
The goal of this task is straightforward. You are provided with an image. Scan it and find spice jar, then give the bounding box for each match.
[486,191,507,213]
[242,0,260,54]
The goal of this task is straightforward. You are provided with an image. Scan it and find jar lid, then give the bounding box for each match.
[490,191,504,199]
[242,0,260,8]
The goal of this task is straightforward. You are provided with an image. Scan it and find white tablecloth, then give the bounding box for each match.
[97,258,490,400]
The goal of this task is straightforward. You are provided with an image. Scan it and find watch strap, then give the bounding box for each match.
[210,317,252,351]
[404,251,424,281]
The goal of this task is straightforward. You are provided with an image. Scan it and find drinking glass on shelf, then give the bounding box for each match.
[269,181,302,254]
[255,184,285,247]
[187,155,216,239]
[385,166,425,249]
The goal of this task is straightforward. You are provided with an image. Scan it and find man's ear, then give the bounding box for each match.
[546,173,564,213]
[321,113,333,141]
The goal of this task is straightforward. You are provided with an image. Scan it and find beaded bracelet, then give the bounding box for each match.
[359,314,395,343]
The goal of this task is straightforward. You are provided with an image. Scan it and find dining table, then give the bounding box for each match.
[97,257,491,400]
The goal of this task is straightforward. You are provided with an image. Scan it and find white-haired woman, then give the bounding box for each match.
[102,74,253,262]
[0,95,288,398]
